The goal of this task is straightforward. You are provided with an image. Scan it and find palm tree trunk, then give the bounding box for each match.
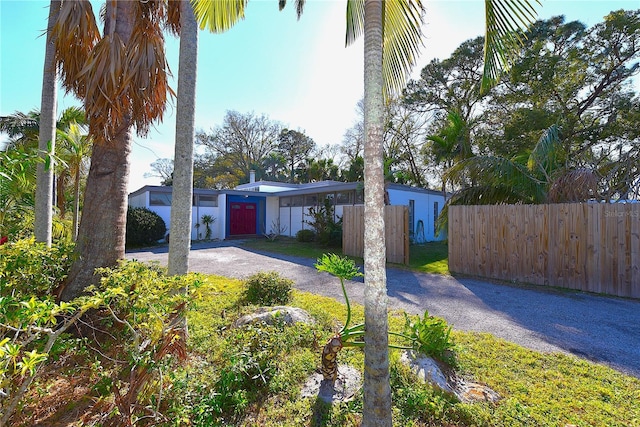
[61,125,132,300]
[362,1,391,426]
[60,0,135,301]
[168,0,198,276]
[72,165,81,240]
[56,172,67,218]
[35,0,61,246]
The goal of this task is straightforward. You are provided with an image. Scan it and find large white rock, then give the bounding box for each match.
[399,350,501,403]
[232,306,315,328]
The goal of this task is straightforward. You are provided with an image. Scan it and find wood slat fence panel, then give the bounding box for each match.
[449,203,640,298]
[342,205,409,265]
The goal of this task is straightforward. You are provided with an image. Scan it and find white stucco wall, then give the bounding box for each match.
[191,207,220,240]
[264,196,281,235]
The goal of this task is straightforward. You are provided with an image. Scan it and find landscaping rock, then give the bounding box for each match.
[456,381,501,403]
[400,351,456,395]
[232,306,315,328]
[300,364,362,403]
[399,350,501,404]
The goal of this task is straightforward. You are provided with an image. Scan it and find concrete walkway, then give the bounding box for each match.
[127,241,640,378]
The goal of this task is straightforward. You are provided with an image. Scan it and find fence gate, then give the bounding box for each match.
[342,205,409,265]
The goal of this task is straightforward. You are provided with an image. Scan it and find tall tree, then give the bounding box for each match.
[276,128,315,182]
[57,0,179,300]
[196,110,282,183]
[168,0,199,277]
[35,0,61,247]
[145,158,175,185]
[361,2,391,422]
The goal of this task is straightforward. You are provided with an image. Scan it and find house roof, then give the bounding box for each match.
[129,181,447,199]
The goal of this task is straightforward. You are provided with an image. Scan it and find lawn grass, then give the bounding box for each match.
[169,275,640,426]
[241,237,450,274]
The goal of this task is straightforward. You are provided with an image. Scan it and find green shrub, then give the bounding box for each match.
[404,310,456,365]
[304,198,342,246]
[0,237,75,298]
[296,229,315,242]
[126,207,167,247]
[242,271,293,306]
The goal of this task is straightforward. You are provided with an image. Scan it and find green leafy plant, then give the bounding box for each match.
[315,253,455,383]
[403,311,456,365]
[126,207,167,247]
[200,214,216,240]
[91,260,203,426]
[304,198,342,246]
[315,253,368,381]
[0,237,75,298]
[242,271,293,306]
[0,286,109,424]
[295,229,315,242]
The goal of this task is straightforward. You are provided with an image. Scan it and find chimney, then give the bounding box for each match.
[249,170,256,183]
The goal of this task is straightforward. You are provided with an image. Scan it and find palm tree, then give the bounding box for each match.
[361,2,393,422]
[56,122,92,240]
[168,0,249,276]
[55,0,180,300]
[35,0,62,247]
[196,0,539,424]
[0,107,88,230]
[425,110,474,194]
[168,0,199,277]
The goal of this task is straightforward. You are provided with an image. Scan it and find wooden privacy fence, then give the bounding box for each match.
[342,205,409,265]
[448,204,640,298]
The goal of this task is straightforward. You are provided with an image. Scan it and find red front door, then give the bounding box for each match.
[230,202,257,235]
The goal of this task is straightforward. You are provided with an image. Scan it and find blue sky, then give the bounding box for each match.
[1,0,638,192]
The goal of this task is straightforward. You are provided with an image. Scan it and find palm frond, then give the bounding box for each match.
[527,124,564,178]
[192,0,248,33]
[57,106,87,129]
[445,155,546,202]
[125,19,174,137]
[166,0,182,35]
[0,112,40,138]
[548,168,599,203]
[481,0,540,93]
[52,0,100,98]
[382,0,425,97]
[278,0,305,19]
[346,0,365,47]
[346,0,425,98]
[78,33,129,144]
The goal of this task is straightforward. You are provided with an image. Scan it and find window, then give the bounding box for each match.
[198,195,217,207]
[149,192,171,206]
[355,189,364,204]
[336,191,353,205]
[292,196,304,207]
[409,199,415,233]
[322,192,335,205]
[305,194,318,206]
[280,197,292,207]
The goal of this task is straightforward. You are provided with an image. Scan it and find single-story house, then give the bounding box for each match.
[128,174,447,243]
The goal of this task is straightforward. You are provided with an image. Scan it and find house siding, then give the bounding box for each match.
[129,183,447,243]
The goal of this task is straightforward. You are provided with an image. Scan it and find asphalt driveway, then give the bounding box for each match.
[127,241,640,378]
